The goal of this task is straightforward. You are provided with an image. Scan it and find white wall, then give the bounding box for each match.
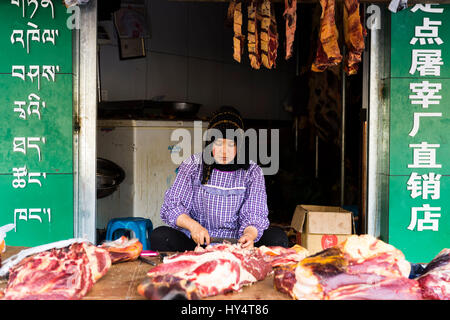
[98,0,295,121]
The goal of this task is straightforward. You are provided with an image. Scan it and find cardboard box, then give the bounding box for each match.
[291,205,354,254]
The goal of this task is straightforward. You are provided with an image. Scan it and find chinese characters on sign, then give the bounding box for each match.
[406,4,445,233]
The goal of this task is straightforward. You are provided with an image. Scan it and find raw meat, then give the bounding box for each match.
[100,236,143,264]
[233,1,245,63]
[1,242,111,300]
[311,0,342,72]
[274,235,422,300]
[226,0,236,28]
[259,244,309,267]
[343,0,366,75]
[138,243,272,300]
[283,0,297,60]
[138,275,201,300]
[248,1,261,69]
[417,248,450,300]
[326,277,422,300]
[260,0,278,69]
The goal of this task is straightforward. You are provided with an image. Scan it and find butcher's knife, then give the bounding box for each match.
[207,237,239,245]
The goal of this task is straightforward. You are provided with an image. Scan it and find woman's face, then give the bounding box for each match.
[212,138,237,164]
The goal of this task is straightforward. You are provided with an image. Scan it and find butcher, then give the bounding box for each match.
[150,106,288,252]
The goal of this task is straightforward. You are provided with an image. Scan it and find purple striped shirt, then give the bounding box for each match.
[160,152,269,242]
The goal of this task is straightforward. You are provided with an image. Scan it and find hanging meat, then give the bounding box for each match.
[226,0,236,28]
[311,0,342,72]
[99,236,143,264]
[260,0,278,69]
[343,0,366,75]
[138,243,272,300]
[248,1,261,69]
[417,248,450,300]
[1,242,111,300]
[283,0,297,60]
[274,235,423,300]
[233,1,245,63]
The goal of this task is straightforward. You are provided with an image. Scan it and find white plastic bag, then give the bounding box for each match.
[0,224,15,253]
[64,0,91,8]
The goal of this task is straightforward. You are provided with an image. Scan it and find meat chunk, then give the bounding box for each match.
[248,1,261,69]
[2,242,111,300]
[343,0,366,75]
[327,277,422,300]
[233,1,245,63]
[138,275,200,300]
[417,248,450,300]
[311,0,342,72]
[259,245,309,267]
[138,243,272,300]
[260,0,278,69]
[283,0,297,60]
[100,236,143,264]
[274,235,421,300]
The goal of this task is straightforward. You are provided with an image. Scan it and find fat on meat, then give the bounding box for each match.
[274,235,422,300]
[138,243,272,299]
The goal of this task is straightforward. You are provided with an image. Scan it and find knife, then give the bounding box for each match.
[208,237,239,245]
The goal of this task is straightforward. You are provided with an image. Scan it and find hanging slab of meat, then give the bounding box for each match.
[248,1,261,69]
[260,0,278,69]
[274,235,423,300]
[259,245,309,267]
[138,243,272,300]
[344,0,366,75]
[226,0,237,28]
[311,0,342,72]
[99,236,143,264]
[1,242,111,300]
[417,248,450,300]
[233,1,245,63]
[283,0,297,60]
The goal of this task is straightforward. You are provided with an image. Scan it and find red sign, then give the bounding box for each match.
[321,234,338,249]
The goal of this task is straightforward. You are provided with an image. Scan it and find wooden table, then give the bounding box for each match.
[0,246,290,300]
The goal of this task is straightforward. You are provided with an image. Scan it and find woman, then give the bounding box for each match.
[150,106,288,252]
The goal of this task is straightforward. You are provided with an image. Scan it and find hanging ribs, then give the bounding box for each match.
[311,0,342,72]
[417,248,450,300]
[260,0,278,69]
[2,242,111,300]
[274,235,423,300]
[233,1,245,63]
[100,236,143,264]
[248,1,261,69]
[138,243,272,300]
[283,0,297,60]
[344,0,366,75]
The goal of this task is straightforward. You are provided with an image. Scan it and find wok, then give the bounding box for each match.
[96,158,126,199]
[157,101,201,117]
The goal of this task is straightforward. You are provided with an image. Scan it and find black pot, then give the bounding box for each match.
[96,158,125,199]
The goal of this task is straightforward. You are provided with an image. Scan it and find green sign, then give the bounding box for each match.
[389,4,450,263]
[0,1,74,246]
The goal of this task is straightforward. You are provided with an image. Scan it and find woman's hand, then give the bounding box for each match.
[189,222,210,246]
[239,226,258,249]
[175,214,210,246]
